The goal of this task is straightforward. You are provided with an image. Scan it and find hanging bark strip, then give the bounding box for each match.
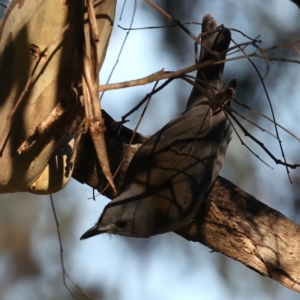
[82,0,117,194]
[0,0,117,193]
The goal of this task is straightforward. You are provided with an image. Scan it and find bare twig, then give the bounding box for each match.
[97,35,300,95]
[255,55,300,64]
[225,111,274,169]
[119,0,127,20]
[226,108,300,169]
[144,0,220,59]
[229,106,278,140]
[258,39,300,54]
[228,28,260,42]
[50,194,94,300]
[99,60,221,93]
[118,21,202,31]
[101,0,137,99]
[231,38,291,181]
[233,99,300,142]
[121,78,174,122]
[130,81,159,143]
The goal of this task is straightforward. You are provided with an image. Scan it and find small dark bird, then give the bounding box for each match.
[81,14,237,239]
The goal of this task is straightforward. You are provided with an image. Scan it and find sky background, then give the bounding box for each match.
[1,0,300,299]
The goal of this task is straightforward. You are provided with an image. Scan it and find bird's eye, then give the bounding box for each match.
[116,221,127,229]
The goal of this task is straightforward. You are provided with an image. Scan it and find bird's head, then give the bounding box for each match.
[80,194,159,239]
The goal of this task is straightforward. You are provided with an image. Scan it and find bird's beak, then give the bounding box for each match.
[80,225,100,240]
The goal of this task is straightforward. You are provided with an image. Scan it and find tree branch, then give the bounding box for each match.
[177,177,300,292]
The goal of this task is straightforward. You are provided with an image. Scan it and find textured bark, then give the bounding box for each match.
[177,177,300,292]
[73,111,300,293]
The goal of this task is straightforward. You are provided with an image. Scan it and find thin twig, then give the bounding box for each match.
[121,78,174,122]
[229,107,278,140]
[119,0,127,21]
[117,21,202,31]
[233,99,300,142]
[99,59,221,93]
[97,39,300,95]
[227,108,300,169]
[144,0,220,59]
[228,28,260,42]
[259,39,300,54]
[101,0,137,99]
[231,38,291,181]
[225,113,274,169]
[50,194,95,300]
[255,55,300,64]
[129,81,159,144]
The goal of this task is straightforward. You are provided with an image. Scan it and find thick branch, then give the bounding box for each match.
[73,110,300,293]
[177,177,300,292]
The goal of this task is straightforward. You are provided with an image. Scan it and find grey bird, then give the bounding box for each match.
[81,15,237,239]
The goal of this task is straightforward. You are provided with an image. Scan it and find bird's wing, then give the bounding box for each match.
[118,108,226,223]
[124,102,213,184]
[118,80,237,229]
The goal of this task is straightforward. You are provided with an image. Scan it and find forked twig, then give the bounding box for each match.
[226,107,300,169]
[225,111,274,169]
[229,106,278,140]
[121,78,174,122]
[233,99,300,142]
[231,38,291,181]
